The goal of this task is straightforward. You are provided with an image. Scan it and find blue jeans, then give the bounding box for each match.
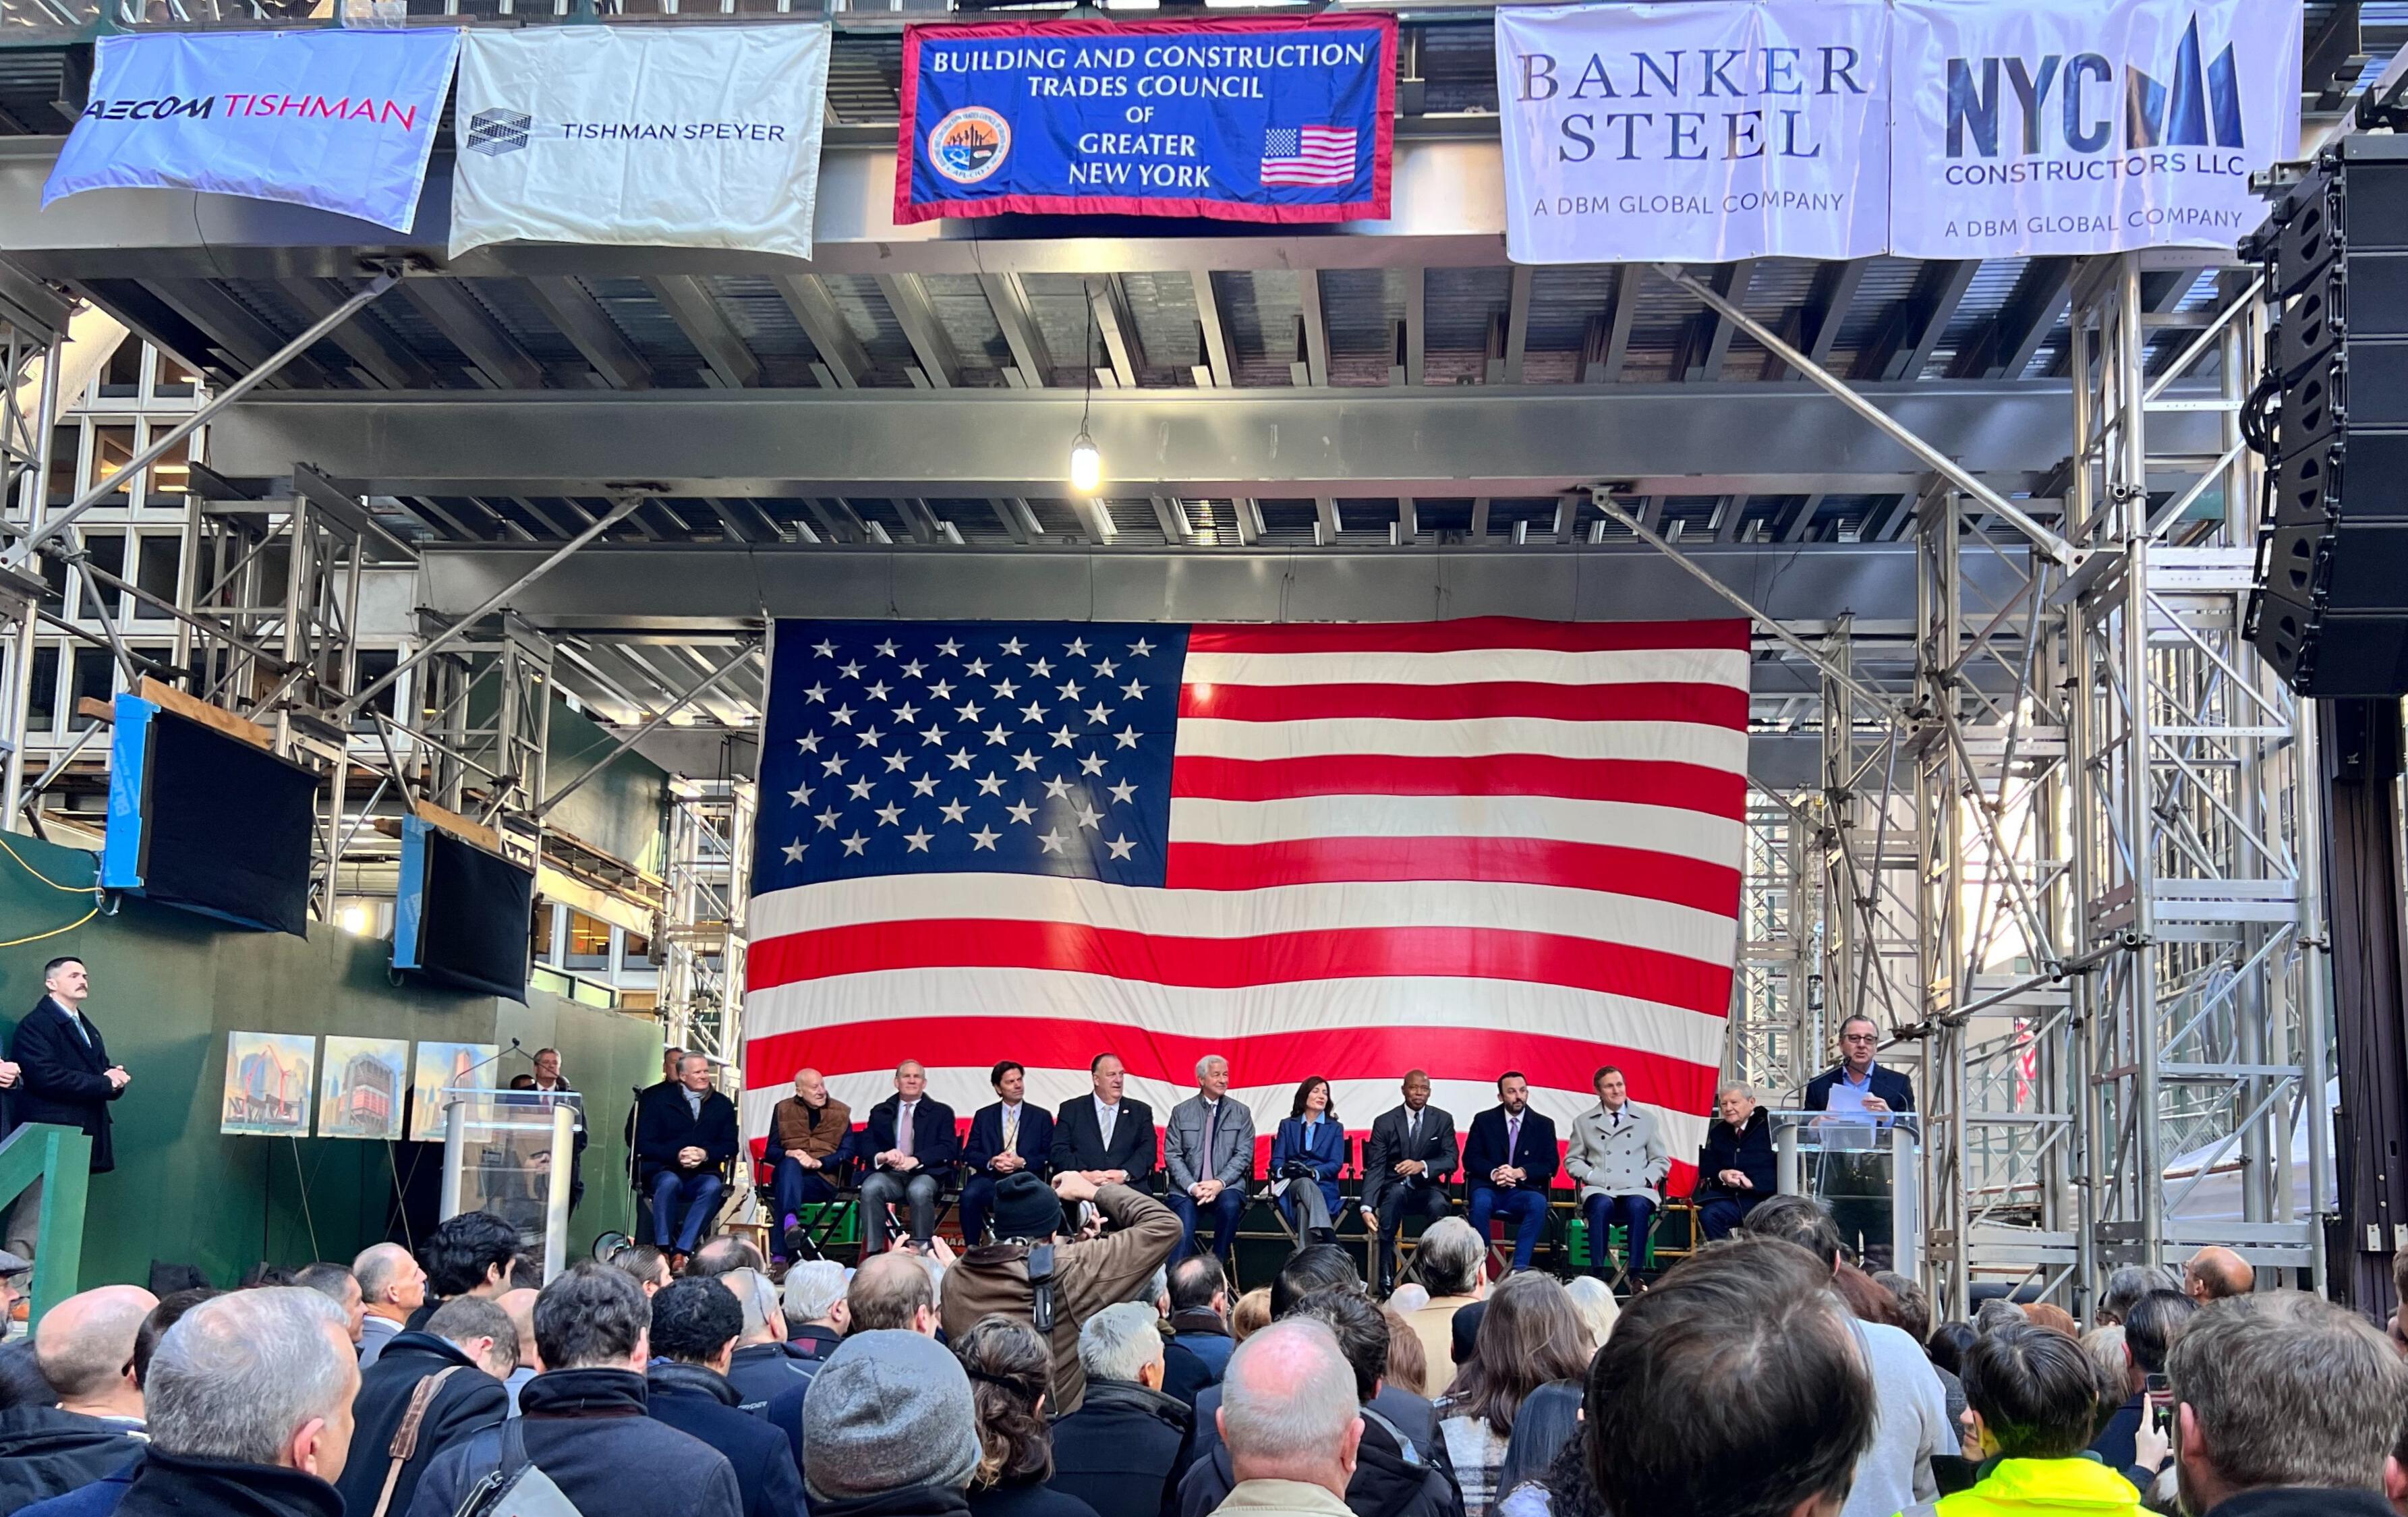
[650,1169,723,1252]
[1584,1193,1655,1271]
[772,1160,838,1228]
[1170,1189,1248,1261]
[1468,1185,1549,1271]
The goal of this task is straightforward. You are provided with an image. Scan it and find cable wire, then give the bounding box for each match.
[0,836,94,894]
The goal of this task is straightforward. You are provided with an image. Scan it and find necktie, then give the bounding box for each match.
[1003,1105,1019,1153]
[1202,1101,1217,1172]
[65,1011,88,1048]
[1408,1110,1420,1148]
[1100,1101,1116,1146]
[898,1102,915,1158]
[1508,1114,1520,1158]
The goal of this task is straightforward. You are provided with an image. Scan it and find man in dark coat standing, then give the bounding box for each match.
[14,957,125,1172]
[644,1279,807,1517]
[332,1298,511,1517]
[633,1054,739,1261]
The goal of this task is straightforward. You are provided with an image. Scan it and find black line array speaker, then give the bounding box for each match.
[2247,136,2408,695]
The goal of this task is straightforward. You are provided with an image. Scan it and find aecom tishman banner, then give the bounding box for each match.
[896,15,1396,224]
[43,29,459,233]
[1889,0,2299,256]
[450,26,831,261]
[1495,0,1891,264]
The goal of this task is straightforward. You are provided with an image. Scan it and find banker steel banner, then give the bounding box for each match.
[896,15,1396,223]
[43,29,459,232]
[1496,0,1890,264]
[1890,0,2299,257]
[449,26,831,260]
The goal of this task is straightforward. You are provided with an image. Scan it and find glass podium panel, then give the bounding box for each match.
[437,1089,583,1283]
[1767,1110,1922,1273]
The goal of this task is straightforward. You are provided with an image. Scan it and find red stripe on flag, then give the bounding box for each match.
[743,1016,1719,1114]
[747,920,1733,1014]
[1178,680,1746,726]
[1170,753,1745,811]
[1164,837,1741,915]
[1186,618,1751,654]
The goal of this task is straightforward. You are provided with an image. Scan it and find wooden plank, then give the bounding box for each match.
[132,676,271,749]
[411,797,503,855]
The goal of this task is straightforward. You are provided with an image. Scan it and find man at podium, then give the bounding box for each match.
[1803,1016,1914,1268]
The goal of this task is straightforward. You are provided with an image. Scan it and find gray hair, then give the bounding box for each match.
[722,1269,782,1342]
[2080,1325,2131,1399]
[1715,1080,1757,1103]
[1414,1217,1486,1297]
[1139,1266,1169,1310]
[351,1242,413,1305]
[784,1261,847,1324]
[1194,1054,1228,1082]
[2168,1290,2408,1493]
[1221,1319,1360,1472]
[1563,1273,1620,1348]
[147,1289,353,1463]
[2098,1263,2181,1323]
[1078,1301,1166,1385]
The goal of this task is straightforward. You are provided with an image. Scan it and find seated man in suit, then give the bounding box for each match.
[1564,1064,1670,1282]
[1693,1080,1777,1240]
[959,1060,1052,1245]
[1052,1050,1157,1188]
[857,1060,960,1256]
[764,1066,851,1261]
[1164,1054,1255,1264]
[633,1053,740,1261]
[1360,1069,1458,1295]
[1461,1070,1559,1276]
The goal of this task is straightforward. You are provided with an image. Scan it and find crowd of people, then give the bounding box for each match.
[0,1172,2388,1517]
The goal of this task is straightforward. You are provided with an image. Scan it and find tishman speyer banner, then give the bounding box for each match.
[43,29,459,232]
[450,27,830,261]
[896,15,1396,223]
[1890,0,2299,257]
[1495,0,1891,264]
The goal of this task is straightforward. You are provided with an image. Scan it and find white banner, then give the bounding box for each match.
[450,26,830,261]
[1891,0,2299,258]
[44,30,459,233]
[1495,0,1891,265]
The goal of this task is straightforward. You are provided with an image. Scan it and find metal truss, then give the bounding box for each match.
[2062,254,2328,1293]
[660,778,754,1087]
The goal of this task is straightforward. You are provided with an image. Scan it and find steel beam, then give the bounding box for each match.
[281,278,431,390]
[207,381,2144,503]
[1297,270,1331,389]
[1191,270,1236,389]
[980,273,1054,389]
[523,277,652,391]
[775,275,871,389]
[1091,277,1142,389]
[410,538,2030,631]
[876,273,962,389]
[401,279,544,391]
[646,276,757,389]
[150,279,332,389]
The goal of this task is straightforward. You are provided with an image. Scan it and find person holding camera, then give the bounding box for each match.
[1268,1077,1346,1246]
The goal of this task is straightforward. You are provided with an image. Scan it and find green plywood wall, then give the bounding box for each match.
[0,830,660,1288]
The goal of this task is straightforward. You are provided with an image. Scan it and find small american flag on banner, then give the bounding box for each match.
[742,618,1748,1183]
[1261,125,1358,187]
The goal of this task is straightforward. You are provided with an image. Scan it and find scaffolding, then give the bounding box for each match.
[660,778,755,1079]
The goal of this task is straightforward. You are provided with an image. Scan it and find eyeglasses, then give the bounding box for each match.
[1841,1033,1879,1044]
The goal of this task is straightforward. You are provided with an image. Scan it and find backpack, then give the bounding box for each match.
[447,1419,582,1517]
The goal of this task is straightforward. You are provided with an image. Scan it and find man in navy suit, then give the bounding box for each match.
[857,1060,960,1256]
[1050,1052,1157,1189]
[1802,1014,1914,1267]
[1802,1015,1916,1116]
[1461,1070,1558,1274]
[634,1053,739,1259]
[958,1060,1052,1245]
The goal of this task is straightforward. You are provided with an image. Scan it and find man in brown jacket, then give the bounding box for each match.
[767,1068,853,1261]
[940,1169,1181,1414]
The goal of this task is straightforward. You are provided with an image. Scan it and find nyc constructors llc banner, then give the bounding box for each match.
[1495,0,2298,264]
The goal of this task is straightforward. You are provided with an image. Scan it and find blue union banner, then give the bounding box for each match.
[896,14,1394,224]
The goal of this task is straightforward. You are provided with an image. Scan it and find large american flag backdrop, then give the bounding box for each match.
[741,617,1749,1185]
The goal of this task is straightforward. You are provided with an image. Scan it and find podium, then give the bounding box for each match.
[436,1089,583,1283]
[1767,1110,1922,1273]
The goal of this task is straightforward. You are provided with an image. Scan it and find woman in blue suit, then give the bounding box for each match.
[1269,1075,1346,1244]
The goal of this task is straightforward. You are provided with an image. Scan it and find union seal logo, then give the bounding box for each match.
[928,107,1010,185]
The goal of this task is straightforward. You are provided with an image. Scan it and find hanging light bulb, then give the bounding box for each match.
[1068,428,1102,494]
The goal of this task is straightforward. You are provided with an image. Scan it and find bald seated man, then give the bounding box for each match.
[2184,1246,2254,1303]
[0,1286,158,1510]
[353,1242,427,1367]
